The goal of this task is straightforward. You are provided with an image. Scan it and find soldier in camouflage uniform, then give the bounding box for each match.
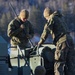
[38,7,74,75]
[7,9,34,50]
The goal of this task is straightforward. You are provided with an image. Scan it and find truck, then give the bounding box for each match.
[0,36,75,75]
[0,36,56,75]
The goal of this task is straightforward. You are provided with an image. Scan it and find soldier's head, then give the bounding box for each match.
[34,66,46,75]
[43,7,53,20]
[19,9,29,22]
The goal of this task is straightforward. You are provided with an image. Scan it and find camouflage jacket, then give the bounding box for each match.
[7,17,34,48]
[40,11,69,45]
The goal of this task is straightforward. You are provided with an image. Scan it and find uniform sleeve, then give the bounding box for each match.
[39,24,49,44]
[7,20,22,37]
[39,17,54,44]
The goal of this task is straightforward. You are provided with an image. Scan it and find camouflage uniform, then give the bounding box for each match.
[7,17,34,49]
[39,11,74,75]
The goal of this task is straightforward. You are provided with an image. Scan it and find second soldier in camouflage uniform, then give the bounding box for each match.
[7,9,34,49]
[38,7,74,75]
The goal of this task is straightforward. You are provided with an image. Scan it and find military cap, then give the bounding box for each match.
[19,9,29,19]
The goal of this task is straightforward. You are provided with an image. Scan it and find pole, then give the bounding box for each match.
[9,1,18,17]
[8,1,34,47]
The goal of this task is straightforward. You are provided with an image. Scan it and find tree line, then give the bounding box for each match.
[0,0,75,41]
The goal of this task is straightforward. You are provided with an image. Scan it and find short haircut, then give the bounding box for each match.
[43,7,53,17]
[34,66,46,75]
[19,9,29,19]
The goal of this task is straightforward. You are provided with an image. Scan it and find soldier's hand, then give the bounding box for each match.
[20,24,25,29]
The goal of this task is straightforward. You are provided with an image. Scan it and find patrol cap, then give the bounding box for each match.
[19,9,29,19]
[43,7,52,17]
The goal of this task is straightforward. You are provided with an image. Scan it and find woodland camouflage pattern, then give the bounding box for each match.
[40,11,69,45]
[39,10,74,75]
[7,17,34,49]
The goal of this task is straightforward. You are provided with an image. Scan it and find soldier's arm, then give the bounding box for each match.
[38,16,54,45]
[38,24,49,45]
[7,20,22,37]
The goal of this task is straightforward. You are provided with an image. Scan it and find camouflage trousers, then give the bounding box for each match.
[54,37,74,75]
